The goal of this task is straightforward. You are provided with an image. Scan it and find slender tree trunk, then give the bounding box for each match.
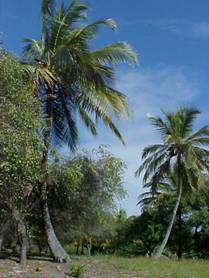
[13,208,28,266]
[154,184,182,258]
[87,243,91,256]
[76,241,80,255]
[81,240,84,255]
[40,89,70,262]
[154,154,183,259]
[42,199,70,262]
[20,224,27,267]
[177,206,182,259]
[0,237,3,251]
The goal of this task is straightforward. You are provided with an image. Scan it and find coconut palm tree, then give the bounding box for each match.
[138,173,189,258]
[23,0,137,262]
[136,107,209,258]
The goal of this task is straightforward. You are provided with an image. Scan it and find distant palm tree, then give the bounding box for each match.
[138,173,188,258]
[136,108,209,258]
[23,0,137,262]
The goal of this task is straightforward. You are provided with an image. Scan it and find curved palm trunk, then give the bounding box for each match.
[154,183,182,258]
[177,206,182,259]
[40,94,70,262]
[42,198,70,262]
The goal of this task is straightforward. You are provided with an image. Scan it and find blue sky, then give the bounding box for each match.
[1,0,209,215]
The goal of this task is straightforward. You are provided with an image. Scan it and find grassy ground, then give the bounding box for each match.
[0,255,208,277]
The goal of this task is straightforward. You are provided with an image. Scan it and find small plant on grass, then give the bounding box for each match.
[70,264,85,278]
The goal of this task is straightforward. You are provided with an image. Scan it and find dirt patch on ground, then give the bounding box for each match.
[0,257,140,278]
[0,259,69,278]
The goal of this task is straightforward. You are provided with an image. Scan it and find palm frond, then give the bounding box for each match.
[179,107,200,137]
[22,38,43,60]
[186,126,209,143]
[78,106,97,135]
[42,0,55,49]
[142,144,165,160]
[148,114,170,139]
[63,0,88,28]
[90,42,138,65]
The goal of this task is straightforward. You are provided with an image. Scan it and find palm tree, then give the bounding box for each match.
[23,0,137,262]
[138,173,188,258]
[136,108,209,258]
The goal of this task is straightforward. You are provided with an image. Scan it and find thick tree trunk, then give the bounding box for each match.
[13,208,28,266]
[40,90,70,262]
[177,206,182,259]
[154,183,182,258]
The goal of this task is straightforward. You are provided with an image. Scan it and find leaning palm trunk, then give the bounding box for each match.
[154,183,182,258]
[42,197,70,262]
[41,99,70,262]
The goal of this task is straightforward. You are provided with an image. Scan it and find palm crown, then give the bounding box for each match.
[136,108,209,193]
[23,0,138,149]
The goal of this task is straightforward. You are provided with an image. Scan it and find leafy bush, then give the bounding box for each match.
[70,264,85,278]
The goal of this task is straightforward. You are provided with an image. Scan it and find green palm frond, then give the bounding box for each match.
[65,19,117,49]
[179,107,200,137]
[147,114,170,138]
[61,0,88,27]
[75,89,126,145]
[90,42,138,65]
[186,126,209,143]
[42,0,55,49]
[22,38,43,60]
[142,144,165,160]
[78,106,97,135]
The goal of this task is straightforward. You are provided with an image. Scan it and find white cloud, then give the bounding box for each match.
[126,18,209,40]
[192,21,209,39]
[61,66,200,216]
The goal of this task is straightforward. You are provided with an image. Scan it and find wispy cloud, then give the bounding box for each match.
[61,66,200,215]
[192,21,209,39]
[122,18,209,39]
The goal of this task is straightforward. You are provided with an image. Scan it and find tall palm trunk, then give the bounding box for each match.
[177,205,182,259]
[154,155,182,258]
[154,184,182,258]
[41,90,70,262]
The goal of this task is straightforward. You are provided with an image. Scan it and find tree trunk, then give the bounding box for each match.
[42,199,70,262]
[20,224,27,267]
[40,90,70,262]
[0,219,11,251]
[177,206,182,259]
[0,237,3,251]
[81,240,84,255]
[13,208,28,266]
[154,183,182,258]
[76,241,80,255]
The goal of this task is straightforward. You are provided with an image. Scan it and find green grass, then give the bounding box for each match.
[75,255,209,278]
